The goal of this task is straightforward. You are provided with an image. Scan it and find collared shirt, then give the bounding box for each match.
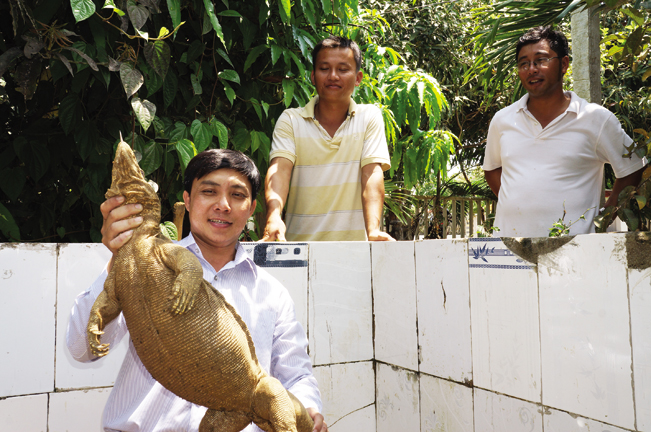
[66,235,321,432]
[483,91,645,237]
[270,96,391,241]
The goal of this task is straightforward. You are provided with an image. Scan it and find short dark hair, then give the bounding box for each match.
[312,36,362,71]
[183,149,261,198]
[516,26,569,60]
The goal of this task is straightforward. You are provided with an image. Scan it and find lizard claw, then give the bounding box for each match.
[171,273,201,315]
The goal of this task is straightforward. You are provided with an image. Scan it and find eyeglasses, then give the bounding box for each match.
[517,57,560,71]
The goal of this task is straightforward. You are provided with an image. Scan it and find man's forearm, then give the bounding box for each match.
[261,157,294,241]
[361,163,394,241]
[604,167,645,208]
[484,167,502,198]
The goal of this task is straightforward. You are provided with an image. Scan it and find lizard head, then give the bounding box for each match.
[106,135,161,231]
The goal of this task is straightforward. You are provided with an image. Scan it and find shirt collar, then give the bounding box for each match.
[299,95,358,119]
[176,233,258,277]
[516,91,579,114]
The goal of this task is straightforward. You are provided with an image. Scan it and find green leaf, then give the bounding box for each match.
[219,69,240,84]
[203,0,225,45]
[232,128,251,152]
[102,0,125,16]
[250,98,263,123]
[270,45,282,65]
[635,195,647,209]
[191,119,213,152]
[144,40,170,78]
[210,118,229,149]
[320,0,331,16]
[74,120,99,161]
[140,141,163,175]
[0,202,20,241]
[170,121,189,142]
[218,10,242,17]
[163,70,178,108]
[190,73,202,95]
[14,138,50,182]
[175,138,197,172]
[131,97,156,132]
[59,93,83,135]
[71,0,96,22]
[187,40,206,63]
[166,0,181,33]
[623,208,640,231]
[223,82,235,106]
[216,49,234,67]
[250,130,271,158]
[282,79,295,108]
[120,62,144,98]
[160,221,178,240]
[127,0,150,30]
[244,45,268,72]
[278,0,291,23]
[0,167,26,202]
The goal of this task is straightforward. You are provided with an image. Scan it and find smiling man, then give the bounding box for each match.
[483,26,645,237]
[261,36,394,242]
[67,149,327,432]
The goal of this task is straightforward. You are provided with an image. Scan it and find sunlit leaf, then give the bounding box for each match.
[120,62,144,98]
[219,69,240,84]
[175,138,197,172]
[203,0,225,45]
[71,0,95,22]
[144,40,170,78]
[131,97,156,131]
[210,118,228,149]
[191,119,212,152]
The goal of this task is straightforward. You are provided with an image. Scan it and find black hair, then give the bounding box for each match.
[183,149,261,198]
[312,36,362,72]
[516,26,569,60]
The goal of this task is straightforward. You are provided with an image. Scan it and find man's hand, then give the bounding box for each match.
[100,195,143,270]
[260,213,287,242]
[307,407,327,432]
[367,230,395,241]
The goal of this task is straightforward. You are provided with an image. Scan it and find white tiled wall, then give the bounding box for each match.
[468,238,541,403]
[372,241,418,371]
[0,244,57,397]
[1,233,650,431]
[538,235,635,429]
[416,240,472,383]
[308,242,373,366]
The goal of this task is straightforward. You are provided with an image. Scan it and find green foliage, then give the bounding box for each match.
[0,0,452,242]
[159,220,178,241]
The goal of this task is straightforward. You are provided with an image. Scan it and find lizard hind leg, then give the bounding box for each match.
[87,289,121,357]
[198,409,252,432]
[251,377,301,432]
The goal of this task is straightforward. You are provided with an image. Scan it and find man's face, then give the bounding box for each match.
[183,168,255,253]
[517,39,569,99]
[311,47,363,103]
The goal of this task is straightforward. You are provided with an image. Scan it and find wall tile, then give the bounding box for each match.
[56,243,129,390]
[543,407,632,432]
[308,242,373,365]
[242,243,309,331]
[49,388,111,432]
[373,242,418,371]
[468,238,541,403]
[312,362,375,432]
[420,374,473,432]
[538,234,635,429]
[0,394,48,432]
[474,388,542,432]
[0,244,57,397]
[629,267,651,432]
[416,240,472,383]
[376,363,420,432]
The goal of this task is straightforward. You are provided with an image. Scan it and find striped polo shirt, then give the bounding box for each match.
[270,96,391,241]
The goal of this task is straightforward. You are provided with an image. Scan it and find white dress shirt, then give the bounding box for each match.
[66,234,321,432]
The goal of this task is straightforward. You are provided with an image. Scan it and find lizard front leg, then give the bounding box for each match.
[87,272,122,357]
[158,243,205,315]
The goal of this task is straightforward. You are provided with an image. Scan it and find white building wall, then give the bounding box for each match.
[0,233,649,431]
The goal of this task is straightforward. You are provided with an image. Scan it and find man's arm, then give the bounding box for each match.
[603,166,645,208]
[261,157,294,242]
[361,163,395,241]
[484,167,502,198]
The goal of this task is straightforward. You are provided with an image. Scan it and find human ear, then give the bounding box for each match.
[183,190,191,212]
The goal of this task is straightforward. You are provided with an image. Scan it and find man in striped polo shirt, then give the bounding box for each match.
[262,36,395,242]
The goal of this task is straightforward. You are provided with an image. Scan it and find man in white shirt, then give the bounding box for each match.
[483,26,645,237]
[67,149,326,432]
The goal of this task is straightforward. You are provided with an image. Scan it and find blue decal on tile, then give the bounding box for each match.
[469,264,533,270]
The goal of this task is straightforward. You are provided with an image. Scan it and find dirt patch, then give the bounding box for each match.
[625,232,651,270]
[502,236,575,264]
